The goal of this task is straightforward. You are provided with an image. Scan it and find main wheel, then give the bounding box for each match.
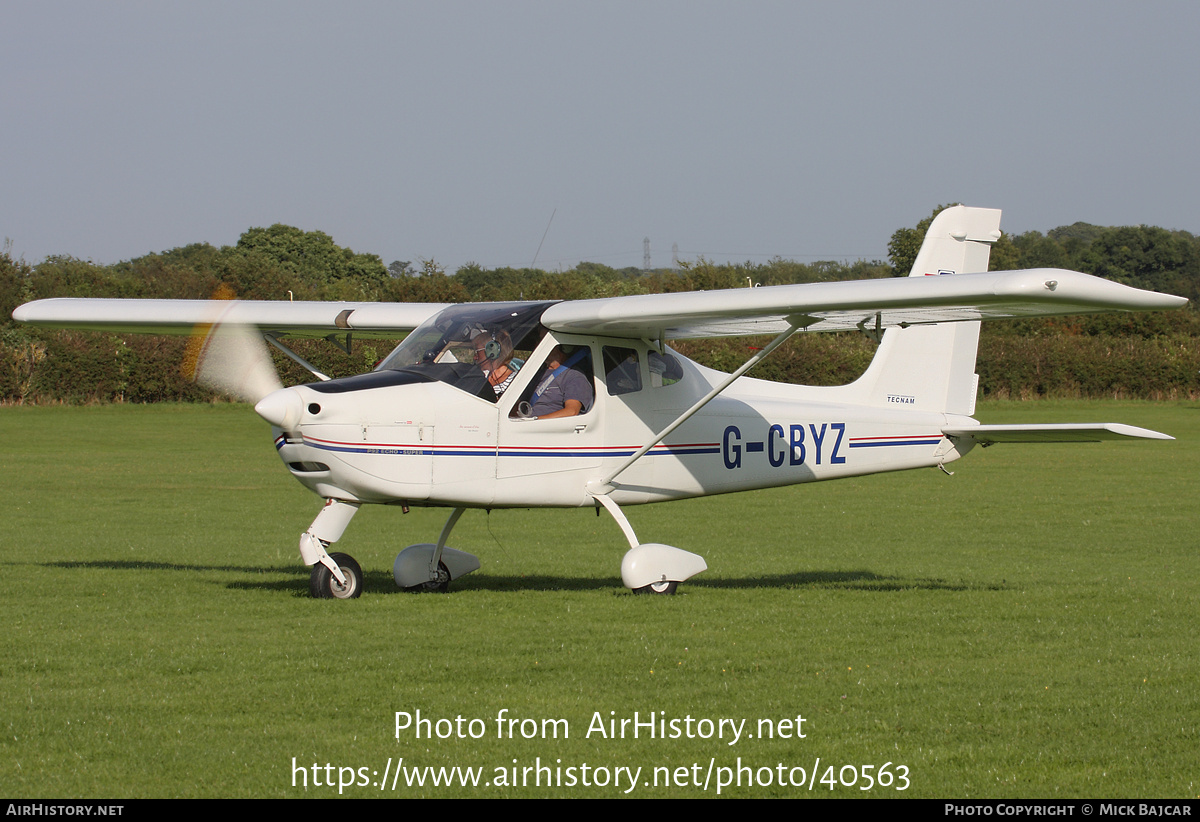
[633,580,678,595]
[310,552,363,599]
[404,561,451,593]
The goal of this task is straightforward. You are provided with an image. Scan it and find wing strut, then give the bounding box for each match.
[264,332,331,381]
[589,318,809,492]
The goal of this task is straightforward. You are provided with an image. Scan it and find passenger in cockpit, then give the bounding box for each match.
[526,345,593,419]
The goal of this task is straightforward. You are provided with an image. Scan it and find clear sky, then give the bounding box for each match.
[3,1,1198,272]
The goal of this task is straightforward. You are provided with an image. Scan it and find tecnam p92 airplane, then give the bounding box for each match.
[13,206,1187,599]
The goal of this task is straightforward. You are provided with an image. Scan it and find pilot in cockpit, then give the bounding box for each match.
[472,329,517,397]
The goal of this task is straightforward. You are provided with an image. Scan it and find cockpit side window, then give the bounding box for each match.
[603,346,641,396]
[648,350,683,387]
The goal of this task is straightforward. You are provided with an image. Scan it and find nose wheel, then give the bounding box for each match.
[310,552,363,599]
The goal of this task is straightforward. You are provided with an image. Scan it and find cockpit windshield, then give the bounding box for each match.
[374,301,554,401]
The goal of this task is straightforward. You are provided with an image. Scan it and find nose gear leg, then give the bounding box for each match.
[299,499,361,586]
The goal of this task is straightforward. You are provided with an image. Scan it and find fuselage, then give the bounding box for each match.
[267,329,974,510]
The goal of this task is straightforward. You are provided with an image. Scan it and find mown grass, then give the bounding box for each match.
[2,401,1197,798]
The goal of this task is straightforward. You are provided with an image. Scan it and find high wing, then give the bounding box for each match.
[14,268,1184,342]
[11,298,451,338]
[540,268,1187,339]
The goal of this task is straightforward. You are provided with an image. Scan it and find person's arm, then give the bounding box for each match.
[535,399,583,420]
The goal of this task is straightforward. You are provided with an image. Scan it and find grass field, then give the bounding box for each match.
[2,400,1197,798]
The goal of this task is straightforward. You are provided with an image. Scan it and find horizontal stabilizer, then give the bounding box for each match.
[942,423,1174,444]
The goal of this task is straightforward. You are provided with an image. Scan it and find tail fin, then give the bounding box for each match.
[847,205,1001,416]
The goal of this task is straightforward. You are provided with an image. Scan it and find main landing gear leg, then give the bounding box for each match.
[418,507,464,593]
[299,499,363,599]
[591,494,707,595]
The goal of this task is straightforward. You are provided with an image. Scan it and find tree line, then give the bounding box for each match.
[2,208,1198,404]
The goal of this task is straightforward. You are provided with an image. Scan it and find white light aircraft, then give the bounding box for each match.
[14,206,1188,599]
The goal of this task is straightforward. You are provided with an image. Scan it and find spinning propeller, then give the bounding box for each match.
[187,321,284,405]
[183,300,307,430]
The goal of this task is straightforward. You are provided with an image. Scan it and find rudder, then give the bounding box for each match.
[846,205,1001,415]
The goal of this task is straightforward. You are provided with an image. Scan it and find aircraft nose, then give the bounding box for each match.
[255,387,304,430]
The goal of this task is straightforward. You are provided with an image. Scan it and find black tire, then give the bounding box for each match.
[404,561,451,593]
[633,580,678,595]
[310,552,363,599]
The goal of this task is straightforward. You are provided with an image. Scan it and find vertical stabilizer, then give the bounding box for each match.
[847,205,1001,415]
